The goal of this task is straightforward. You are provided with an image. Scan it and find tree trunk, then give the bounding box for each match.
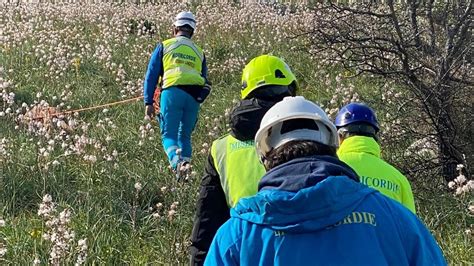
[436,99,465,181]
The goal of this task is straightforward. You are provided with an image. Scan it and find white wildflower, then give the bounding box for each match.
[170,201,179,210]
[455,174,467,185]
[134,182,142,191]
[43,194,52,203]
[468,205,474,214]
[168,209,177,220]
[467,180,474,190]
[0,247,7,256]
[448,181,456,189]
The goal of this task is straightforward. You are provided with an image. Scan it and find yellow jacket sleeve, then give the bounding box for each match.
[400,176,416,214]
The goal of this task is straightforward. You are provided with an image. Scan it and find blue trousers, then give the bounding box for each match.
[159,87,199,169]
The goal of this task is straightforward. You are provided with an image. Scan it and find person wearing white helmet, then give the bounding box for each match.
[205,96,445,265]
[189,55,298,265]
[174,11,197,30]
[143,11,210,180]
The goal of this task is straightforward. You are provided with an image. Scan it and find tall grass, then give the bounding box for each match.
[0,2,472,264]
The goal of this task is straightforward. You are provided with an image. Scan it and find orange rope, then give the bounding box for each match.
[32,96,144,120]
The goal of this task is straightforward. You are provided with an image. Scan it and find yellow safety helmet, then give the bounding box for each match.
[241,55,298,100]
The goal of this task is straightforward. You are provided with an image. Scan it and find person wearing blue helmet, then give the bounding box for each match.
[335,103,416,213]
[205,97,445,265]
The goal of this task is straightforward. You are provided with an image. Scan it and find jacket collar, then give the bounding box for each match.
[337,136,381,158]
[229,98,278,141]
[258,155,359,192]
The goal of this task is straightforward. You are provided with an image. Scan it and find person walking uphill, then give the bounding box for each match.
[189,55,297,265]
[205,96,446,265]
[335,103,416,213]
[143,11,210,180]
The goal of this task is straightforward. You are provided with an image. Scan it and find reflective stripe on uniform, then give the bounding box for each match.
[163,66,201,81]
[163,37,204,62]
[161,37,205,88]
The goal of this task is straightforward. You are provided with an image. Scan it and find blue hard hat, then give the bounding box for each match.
[335,103,379,131]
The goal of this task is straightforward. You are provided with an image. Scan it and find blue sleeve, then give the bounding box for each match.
[396,206,447,265]
[143,44,163,105]
[201,55,208,83]
[204,221,240,266]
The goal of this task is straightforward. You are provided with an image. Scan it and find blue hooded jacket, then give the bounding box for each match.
[205,156,446,266]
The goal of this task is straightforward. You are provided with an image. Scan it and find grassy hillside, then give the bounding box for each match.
[0,2,472,264]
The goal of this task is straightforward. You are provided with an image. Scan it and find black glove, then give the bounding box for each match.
[196,83,211,103]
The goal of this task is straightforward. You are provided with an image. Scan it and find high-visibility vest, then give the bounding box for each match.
[337,136,416,213]
[161,36,205,89]
[211,135,266,207]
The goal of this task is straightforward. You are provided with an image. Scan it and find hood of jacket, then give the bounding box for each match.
[229,98,279,141]
[231,156,376,233]
[337,136,381,158]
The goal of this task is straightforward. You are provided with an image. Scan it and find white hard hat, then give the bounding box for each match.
[255,96,338,159]
[174,11,196,30]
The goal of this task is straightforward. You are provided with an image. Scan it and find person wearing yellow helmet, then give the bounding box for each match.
[240,54,298,100]
[205,96,445,266]
[189,55,297,265]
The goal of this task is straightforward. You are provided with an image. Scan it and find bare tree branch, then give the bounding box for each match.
[303,1,472,180]
[426,0,436,49]
[409,0,421,47]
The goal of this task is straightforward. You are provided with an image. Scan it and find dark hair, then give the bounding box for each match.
[338,123,378,141]
[263,140,337,170]
[176,25,194,36]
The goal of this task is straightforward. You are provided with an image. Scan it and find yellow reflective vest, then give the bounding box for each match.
[337,136,416,213]
[211,135,266,207]
[161,36,205,89]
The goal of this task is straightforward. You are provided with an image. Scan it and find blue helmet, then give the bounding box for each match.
[335,103,379,132]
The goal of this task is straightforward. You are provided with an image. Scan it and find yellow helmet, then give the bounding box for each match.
[241,55,298,100]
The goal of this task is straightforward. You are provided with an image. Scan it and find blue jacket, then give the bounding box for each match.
[143,35,208,105]
[205,156,446,266]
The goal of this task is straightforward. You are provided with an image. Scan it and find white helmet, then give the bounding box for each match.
[255,96,338,159]
[174,11,196,30]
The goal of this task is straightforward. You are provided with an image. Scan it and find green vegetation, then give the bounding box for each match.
[0,2,472,264]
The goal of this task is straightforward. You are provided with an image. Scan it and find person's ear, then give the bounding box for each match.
[338,133,345,145]
[259,155,269,169]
